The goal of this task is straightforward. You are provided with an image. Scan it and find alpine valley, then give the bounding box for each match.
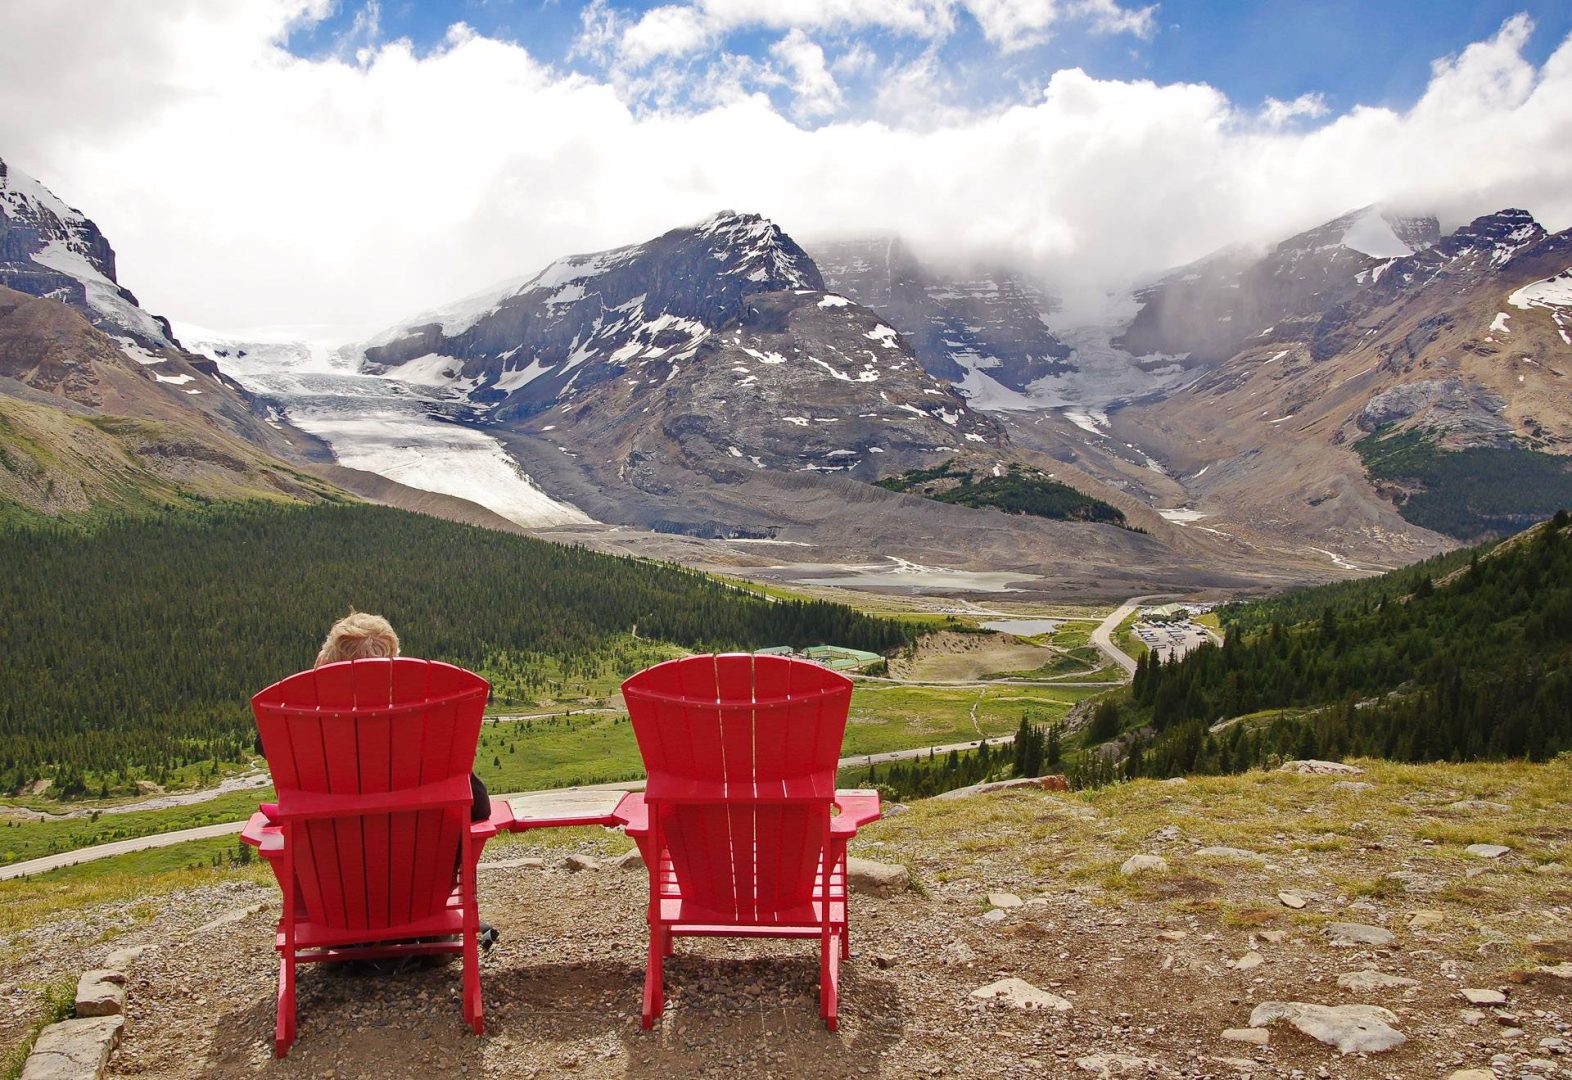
[4,154,1571,596]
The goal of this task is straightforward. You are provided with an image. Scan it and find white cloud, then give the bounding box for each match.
[769,30,843,119]
[965,0,1155,51]
[1260,92,1330,128]
[0,6,1568,340]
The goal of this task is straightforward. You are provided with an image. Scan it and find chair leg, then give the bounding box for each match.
[663,927,675,956]
[641,926,665,1029]
[820,931,840,1032]
[274,953,296,1058]
[840,923,850,960]
[463,925,484,1035]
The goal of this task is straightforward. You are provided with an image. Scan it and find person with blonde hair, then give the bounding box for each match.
[312,611,491,824]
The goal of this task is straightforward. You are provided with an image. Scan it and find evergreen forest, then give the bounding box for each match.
[0,502,910,794]
[875,461,1131,528]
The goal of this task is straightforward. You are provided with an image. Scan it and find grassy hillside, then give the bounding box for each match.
[1106,514,1572,778]
[875,460,1131,528]
[0,501,910,795]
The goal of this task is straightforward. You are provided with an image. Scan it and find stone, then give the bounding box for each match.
[562,854,600,872]
[1331,781,1375,792]
[20,1016,124,1080]
[1278,891,1308,909]
[480,856,546,871]
[1157,930,1187,942]
[1075,1053,1155,1077]
[1408,909,1444,929]
[1465,844,1511,859]
[1161,777,1188,785]
[1040,775,1070,792]
[1278,760,1365,775]
[1325,922,1395,947]
[1150,825,1182,842]
[1249,1001,1406,1054]
[1196,846,1264,861]
[979,908,1007,923]
[1230,951,1264,971]
[1448,800,1510,811]
[870,953,896,970]
[1119,854,1168,876]
[609,848,644,871]
[1337,969,1419,992]
[1258,929,1287,943]
[970,978,1072,1012]
[1447,1072,1498,1080]
[940,940,976,966]
[1221,1028,1269,1045]
[74,971,126,1018]
[987,892,1023,909]
[1541,963,1572,979]
[846,857,909,898]
[1459,1009,1487,1025]
[1461,988,1507,1005]
[101,945,148,972]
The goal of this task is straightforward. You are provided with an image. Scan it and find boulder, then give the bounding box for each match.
[1460,988,1507,1005]
[986,892,1023,909]
[940,939,976,966]
[74,970,126,1018]
[1279,760,1364,775]
[1119,854,1168,876]
[1541,963,1572,980]
[20,1016,124,1080]
[100,945,147,972]
[846,857,909,898]
[1278,891,1307,909]
[1408,910,1443,929]
[1230,951,1264,971]
[1249,1001,1406,1054]
[1325,922,1395,947]
[969,978,1072,1012]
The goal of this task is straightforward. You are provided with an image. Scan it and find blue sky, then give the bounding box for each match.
[283,1,1572,123]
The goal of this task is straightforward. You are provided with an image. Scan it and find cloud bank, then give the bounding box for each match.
[0,3,1568,339]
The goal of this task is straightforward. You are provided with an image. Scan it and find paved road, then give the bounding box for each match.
[1089,594,1171,676]
[0,737,1019,881]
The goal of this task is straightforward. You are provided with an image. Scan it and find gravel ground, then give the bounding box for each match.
[4,762,1570,1079]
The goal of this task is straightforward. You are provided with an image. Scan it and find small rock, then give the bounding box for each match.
[1075,1053,1155,1076]
[987,892,1023,909]
[1325,922,1395,947]
[101,945,148,972]
[1408,909,1444,929]
[1221,1028,1270,1045]
[562,854,600,872]
[1459,1009,1487,1025]
[1258,929,1287,943]
[1448,800,1510,811]
[1278,760,1365,775]
[1161,776,1188,785]
[979,908,1007,923]
[1336,969,1419,992]
[1249,1001,1406,1054]
[74,971,126,1018]
[195,902,264,933]
[1539,963,1572,979]
[969,978,1072,1012]
[846,857,909,898]
[1447,1071,1498,1079]
[1462,988,1507,1005]
[870,953,896,970]
[1151,825,1182,842]
[940,940,976,966]
[1230,951,1264,971]
[1157,930,1187,942]
[609,848,644,871]
[1196,846,1264,861]
[1278,891,1307,909]
[20,1016,124,1080]
[1465,844,1511,859]
[1120,854,1168,876]
[1331,781,1374,792]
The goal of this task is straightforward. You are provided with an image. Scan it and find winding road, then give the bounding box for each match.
[1089,593,1169,675]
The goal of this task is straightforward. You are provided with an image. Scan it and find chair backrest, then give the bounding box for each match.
[253,658,488,933]
[622,654,853,923]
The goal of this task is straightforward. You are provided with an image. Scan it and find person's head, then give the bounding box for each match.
[315,612,399,668]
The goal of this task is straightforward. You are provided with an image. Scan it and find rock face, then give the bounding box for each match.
[812,236,1074,393]
[0,158,176,350]
[1248,1001,1407,1054]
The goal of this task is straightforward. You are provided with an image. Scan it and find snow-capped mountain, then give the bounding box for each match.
[810,237,1074,396]
[1117,206,1442,362]
[0,158,178,351]
[350,212,1002,481]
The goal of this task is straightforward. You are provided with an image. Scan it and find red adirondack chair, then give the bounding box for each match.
[612,653,881,1031]
[240,658,511,1057]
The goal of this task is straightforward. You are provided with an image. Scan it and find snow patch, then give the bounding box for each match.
[817,294,851,308]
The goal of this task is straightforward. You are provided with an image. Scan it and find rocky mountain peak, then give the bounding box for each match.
[0,157,176,351]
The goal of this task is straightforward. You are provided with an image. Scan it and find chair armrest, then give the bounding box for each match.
[610,792,649,835]
[830,789,881,837]
[240,811,285,854]
[470,800,515,842]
